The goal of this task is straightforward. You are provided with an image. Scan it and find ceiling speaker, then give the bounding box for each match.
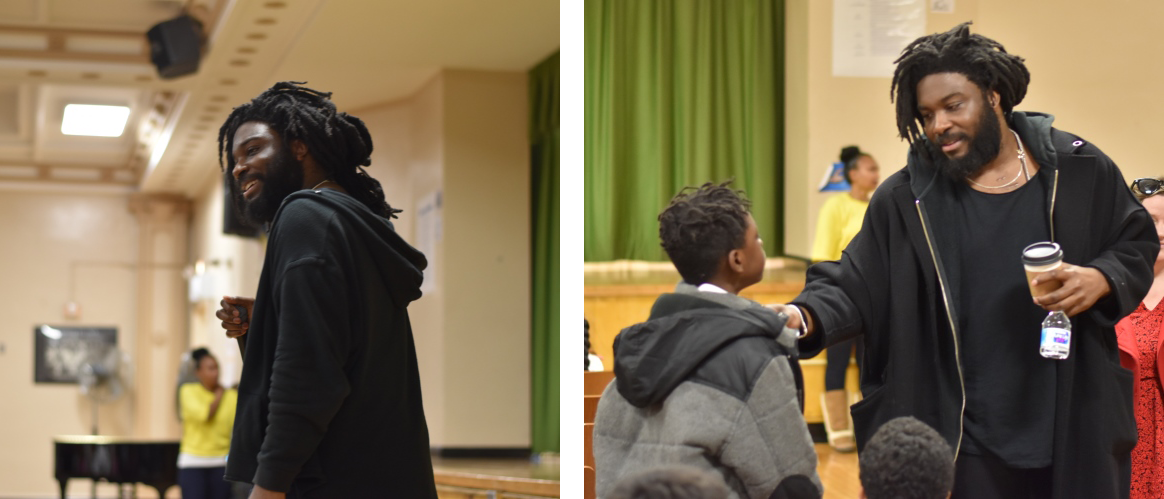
[146,15,203,79]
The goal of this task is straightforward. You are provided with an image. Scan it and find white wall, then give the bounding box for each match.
[355,69,531,449]
[441,69,531,447]
[0,187,143,498]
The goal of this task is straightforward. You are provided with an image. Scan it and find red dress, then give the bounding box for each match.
[1122,302,1164,499]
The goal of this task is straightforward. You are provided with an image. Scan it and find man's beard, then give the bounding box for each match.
[229,144,304,227]
[927,103,1002,182]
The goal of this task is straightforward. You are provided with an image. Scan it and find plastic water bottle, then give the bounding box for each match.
[1040,311,1071,359]
[1024,242,1070,360]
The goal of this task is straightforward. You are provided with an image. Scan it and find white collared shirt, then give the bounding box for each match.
[696,282,729,294]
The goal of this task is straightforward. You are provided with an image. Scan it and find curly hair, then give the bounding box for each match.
[890,21,1030,146]
[658,180,753,285]
[217,81,400,219]
[859,416,955,499]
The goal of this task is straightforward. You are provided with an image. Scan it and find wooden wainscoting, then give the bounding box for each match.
[434,457,559,499]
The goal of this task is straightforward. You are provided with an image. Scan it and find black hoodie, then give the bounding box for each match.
[224,188,437,498]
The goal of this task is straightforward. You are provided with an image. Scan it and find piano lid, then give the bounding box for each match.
[53,435,180,445]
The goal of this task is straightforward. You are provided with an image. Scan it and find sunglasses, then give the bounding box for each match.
[1132,178,1163,197]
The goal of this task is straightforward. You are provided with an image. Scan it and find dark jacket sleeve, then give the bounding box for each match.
[794,180,899,358]
[253,215,353,491]
[1082,152,1158,326]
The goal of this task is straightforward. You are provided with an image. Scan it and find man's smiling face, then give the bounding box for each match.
[916,72,1003,180]
[228,121,305,226]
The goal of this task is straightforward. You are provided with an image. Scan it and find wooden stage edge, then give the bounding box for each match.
[433,457,560,498]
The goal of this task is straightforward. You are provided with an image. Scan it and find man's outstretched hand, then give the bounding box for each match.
[766,303,814,336]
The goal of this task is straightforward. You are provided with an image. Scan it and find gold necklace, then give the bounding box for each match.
[967,129,1029,189]
[311,179,333,190]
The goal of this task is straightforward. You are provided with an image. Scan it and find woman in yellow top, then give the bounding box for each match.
[178,348,237,499]
[811,145,879,453]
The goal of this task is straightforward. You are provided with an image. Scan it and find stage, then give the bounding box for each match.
[434,456,560,498]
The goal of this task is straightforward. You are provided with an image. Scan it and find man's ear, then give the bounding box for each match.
[989,90,1001,110]
[289,139,309,162]
[858,487,867,499]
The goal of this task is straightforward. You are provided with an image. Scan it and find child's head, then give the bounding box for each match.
[859,416,954,499]
[658,181,764,291]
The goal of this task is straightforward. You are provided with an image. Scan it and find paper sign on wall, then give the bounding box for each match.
[832,0,926,77]
[416,190,442,294]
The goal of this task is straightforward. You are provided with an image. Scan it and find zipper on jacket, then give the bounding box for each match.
[915,199,967,456]
[1049,169,1059,242]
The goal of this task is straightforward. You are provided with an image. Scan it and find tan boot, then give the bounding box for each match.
[821,390,856,452]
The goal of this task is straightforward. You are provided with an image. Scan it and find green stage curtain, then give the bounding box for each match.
[530,52,560,454]
[585,0,784,261]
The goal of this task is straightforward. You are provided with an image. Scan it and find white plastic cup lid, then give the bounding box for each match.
[1022,242,1063,266]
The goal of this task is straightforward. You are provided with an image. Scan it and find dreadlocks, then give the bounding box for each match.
[890,22,1030,146]
[217,81,401,219]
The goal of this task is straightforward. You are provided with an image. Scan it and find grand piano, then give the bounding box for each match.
[53,435,179,499]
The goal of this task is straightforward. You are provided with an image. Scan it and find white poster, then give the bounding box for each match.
[832,0,926,77]
[931,0,955,14]
[415,190,442,293]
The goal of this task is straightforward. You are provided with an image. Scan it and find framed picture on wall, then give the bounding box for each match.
[33,325,117,384]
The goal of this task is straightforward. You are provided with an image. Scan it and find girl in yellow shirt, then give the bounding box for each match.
[811,146,879,452]
[178,348,237,499]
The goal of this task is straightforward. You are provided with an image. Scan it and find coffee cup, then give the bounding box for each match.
[1022,242,1063,298]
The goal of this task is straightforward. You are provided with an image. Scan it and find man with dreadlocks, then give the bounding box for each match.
[775,23,1157,497]
[212,82,436,498]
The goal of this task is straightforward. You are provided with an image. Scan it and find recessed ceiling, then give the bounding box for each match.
[0,0,559,196]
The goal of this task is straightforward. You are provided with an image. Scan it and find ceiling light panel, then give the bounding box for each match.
[61,104,131,137]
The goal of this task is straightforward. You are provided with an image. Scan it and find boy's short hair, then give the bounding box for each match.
[658,180,753,285]
[860,416,954,499]
[607,465,730,499]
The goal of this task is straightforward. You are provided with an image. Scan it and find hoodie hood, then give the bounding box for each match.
[272,188,428,306]
[907,111,1057,200]
[612,287,793,408]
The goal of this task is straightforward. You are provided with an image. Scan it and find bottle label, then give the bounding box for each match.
[1040,327,1071,359]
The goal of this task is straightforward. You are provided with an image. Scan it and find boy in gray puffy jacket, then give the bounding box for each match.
[593,181,822,499]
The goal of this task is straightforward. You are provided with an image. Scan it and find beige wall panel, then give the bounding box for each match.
[441,69,531,447]
[357,74,451,445]
[0,190,141,497]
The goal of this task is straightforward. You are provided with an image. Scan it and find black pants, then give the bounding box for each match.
[952,452,1052,499]
[824,337,863,391]
[178,466,232,499]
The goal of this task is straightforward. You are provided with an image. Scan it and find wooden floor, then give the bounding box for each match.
[815,443,862,498]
